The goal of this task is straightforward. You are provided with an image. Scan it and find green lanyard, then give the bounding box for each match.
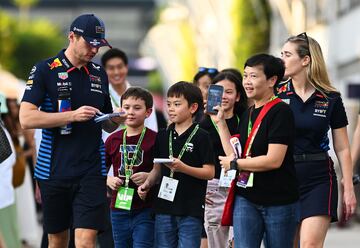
[168,124,199,177]
[210,115,240,133]
[248,96,277,137]
[122,127,146,187]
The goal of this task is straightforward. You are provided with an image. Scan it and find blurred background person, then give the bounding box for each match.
[0,94,21,248]
[2,96,39,247]
[101,48,158,137]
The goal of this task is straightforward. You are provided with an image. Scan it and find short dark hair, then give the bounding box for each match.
[101,48,128,67]
[121,87,153,109]
[244,54,285,85]
[213,69,248,116]
[167,81,203,115]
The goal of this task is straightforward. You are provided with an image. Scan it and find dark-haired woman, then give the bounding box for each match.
[200,69,247,248]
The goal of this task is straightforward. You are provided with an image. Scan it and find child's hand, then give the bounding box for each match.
[138,181,150,200]
[164,158,185,173]
[131,172,149,186]
[107,176,123,190]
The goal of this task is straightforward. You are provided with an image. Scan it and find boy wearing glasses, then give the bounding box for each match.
[138,81,215,247]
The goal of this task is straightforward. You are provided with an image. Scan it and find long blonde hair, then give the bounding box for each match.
[286,34,338,96]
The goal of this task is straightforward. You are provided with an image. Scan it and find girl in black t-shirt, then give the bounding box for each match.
[215,54,299,248]
[200,69,247,248]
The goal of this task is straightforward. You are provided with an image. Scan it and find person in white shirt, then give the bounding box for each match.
[101,48,158,142]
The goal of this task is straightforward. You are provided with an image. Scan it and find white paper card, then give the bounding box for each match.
[219,168,236,187]
[158,176,178,202]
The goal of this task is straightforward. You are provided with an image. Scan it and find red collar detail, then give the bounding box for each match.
[83,66,89,75]
[67,67,76,73]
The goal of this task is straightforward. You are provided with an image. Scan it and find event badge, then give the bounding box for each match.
[158,176,178,202]
[236,171,254,188]
[219,168,236,187]
[115,187,134,210]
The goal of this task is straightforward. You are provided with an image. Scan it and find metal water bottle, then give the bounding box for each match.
[58,86,72,135]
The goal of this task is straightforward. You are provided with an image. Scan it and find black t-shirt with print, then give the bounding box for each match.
[153,123,215,219]
[200,115,239,179]
[236,102,299,206]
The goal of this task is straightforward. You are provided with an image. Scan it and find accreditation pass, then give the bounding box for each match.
[158,176,178,202]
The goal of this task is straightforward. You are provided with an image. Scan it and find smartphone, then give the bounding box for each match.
[206,84,224,115]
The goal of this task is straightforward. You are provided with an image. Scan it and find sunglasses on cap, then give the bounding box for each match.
[198,67,218,74]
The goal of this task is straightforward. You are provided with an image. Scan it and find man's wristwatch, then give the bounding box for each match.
[230,158,238,171]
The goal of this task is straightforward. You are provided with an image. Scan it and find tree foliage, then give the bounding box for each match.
[231,0,271,69]
[0,10,65,79]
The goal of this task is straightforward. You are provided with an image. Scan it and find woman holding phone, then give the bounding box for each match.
[215,54,299,247]
[200,69,247,248]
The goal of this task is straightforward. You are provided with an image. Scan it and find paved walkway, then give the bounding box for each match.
[325,223,360,247]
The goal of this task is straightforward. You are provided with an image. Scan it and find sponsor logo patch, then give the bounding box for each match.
[92,63,101,71]
[30,66,36,74]
[61,59,70,68]
[89,74,101,83]
[58,72,68,80]
[186,143,194,152]
[56,81,72,91]
[314,100,329,108]
[96,26,105,34]
[313,108,327,117]
[48,58,62,70]
[89,39,101,46]
[25,80,33,90]
[277,84,288,94]
[73,27,84,33]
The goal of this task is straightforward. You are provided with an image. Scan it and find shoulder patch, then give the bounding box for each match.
[30,66,36,74]
[92,63,101,71]
[277,83,288,94]
[48,58,62,70]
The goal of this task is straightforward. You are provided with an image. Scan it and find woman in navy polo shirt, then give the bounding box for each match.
[278,33,357,247]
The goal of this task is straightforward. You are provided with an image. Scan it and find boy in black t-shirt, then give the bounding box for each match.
[138,81,215,247]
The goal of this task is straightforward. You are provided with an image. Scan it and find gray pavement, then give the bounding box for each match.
[324,223,360,248]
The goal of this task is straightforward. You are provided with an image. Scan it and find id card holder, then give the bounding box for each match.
[114,187,134,210]
[236,171,254,188]
[219,168,236,187]
[158,176,178,202]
